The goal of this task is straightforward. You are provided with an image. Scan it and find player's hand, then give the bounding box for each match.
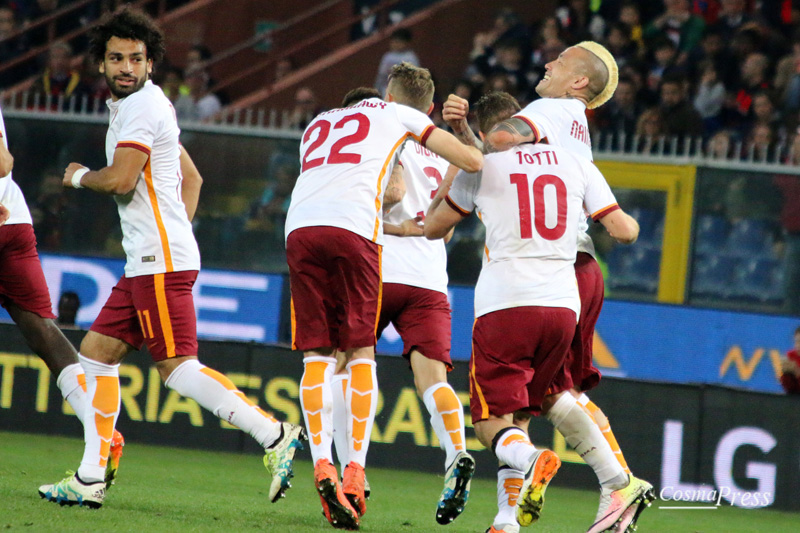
[0,202,9,226]
[442,94,470,133]
[63,162,88,188]
[398,216,424,237]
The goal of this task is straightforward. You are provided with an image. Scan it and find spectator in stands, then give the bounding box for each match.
[605,22,639,69]
[56,291,81,329]
[645,37,681,101]
[635,107,665,152]
[530,16,566,70]
[274,57,294,83]
[78,53,110,106]
[644,0,706,65]
[693,60,726,133]
[174,65,222,122]
[745,123,774,160]
[687,28,735,88]
[288,86,323,129]
[472,38,530,101]
[779,326,800,394]
[711,0,757,42]
[555,0,606,42]
[0,4,30,88]
[30,168,68,249]
[774,30,800,106]
[375,28,419,97]
[659,74,704,139]
[159,65,185,105]
[185,43,212,70]
[749,91,783,138]
[706,128,735,158]
[728,52,771,130]
[619,2,646,55]
[593,76,642,142]
[468,8,529,77]
[31,41,87,109]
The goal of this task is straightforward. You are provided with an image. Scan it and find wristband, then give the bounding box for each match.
[71,167,89,189]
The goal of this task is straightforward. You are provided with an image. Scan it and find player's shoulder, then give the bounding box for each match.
[120,81,169,113]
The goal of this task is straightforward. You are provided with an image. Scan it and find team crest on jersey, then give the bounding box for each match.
[141,256,156,263]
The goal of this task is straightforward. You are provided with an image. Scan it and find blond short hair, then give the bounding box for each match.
[575,41,619,109]
[387,62,434,113]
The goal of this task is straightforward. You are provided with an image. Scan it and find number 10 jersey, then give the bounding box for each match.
[447,144,618,319]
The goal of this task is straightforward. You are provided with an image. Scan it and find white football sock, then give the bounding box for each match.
[77,354,120,483]
[546,393,627,489]
[299,356,336,464]
[57,363,87,424]
[164,359,282,448]
[422,382,466,469]
[493,427,537,472]
[346,359,378,468]
[494,466,524,530]
[331,373,349,470]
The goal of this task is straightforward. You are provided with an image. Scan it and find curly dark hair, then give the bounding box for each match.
[88,8,166,64]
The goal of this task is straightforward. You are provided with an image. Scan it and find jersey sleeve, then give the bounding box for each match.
[513,99,553,143]
[115,95,163,156]
[583,163,619,221]
[445,169,478,216]
[395,103,435,147]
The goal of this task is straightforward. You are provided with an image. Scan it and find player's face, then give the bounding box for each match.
[536,47,579,98]
[100,37,152,100]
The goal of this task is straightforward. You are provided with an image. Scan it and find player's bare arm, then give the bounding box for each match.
[425,165,463,240]
[424,128,483,173]
[179,145,203,221]
[484,118,537,153]
[442,94,484,152]
[0,202,8,226]
[598,208,639,244]
[384,215,424,237]
[383,163,406,212]
[63,146,148,195]
[0,140,13,177]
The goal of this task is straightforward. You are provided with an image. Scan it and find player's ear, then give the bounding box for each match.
[98,61,105,74]
[427,102,434,116]
[479,131,486,142]
[147,59,153,76]
[573,75,590,91]
[385,92,395,103]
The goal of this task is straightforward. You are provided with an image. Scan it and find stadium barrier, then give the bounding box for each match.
[1,323,797,511]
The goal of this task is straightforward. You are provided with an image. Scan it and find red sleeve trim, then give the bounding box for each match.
[513,114,542,143]
[591,203,620,222]
[116,141,151,156]
[445,195,471,217]
[419,125,434,147]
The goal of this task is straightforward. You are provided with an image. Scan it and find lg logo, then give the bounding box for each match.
[660,420,776,508]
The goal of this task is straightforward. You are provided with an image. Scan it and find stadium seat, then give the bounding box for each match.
[626,207,662,247]
[695,215,729,254]
[724,219,772,257]
[607,246,661,293]
[690,254,738,298]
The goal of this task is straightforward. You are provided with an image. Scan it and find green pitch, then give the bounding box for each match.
[0,431,796,532]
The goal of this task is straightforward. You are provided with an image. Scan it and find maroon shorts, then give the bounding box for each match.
[0,224,55,319]
[287,226,381,351]
[377,283,452,369]
[567,252,604,392]
[469,306,575,422]
[90,271,198,362]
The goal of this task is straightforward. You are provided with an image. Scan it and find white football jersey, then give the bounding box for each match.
[285,98,434,246]
[447,144,618,318]
[0,108,33,226]
[515,97,596,256]
[382,141,449,295]
[105,80,200,277]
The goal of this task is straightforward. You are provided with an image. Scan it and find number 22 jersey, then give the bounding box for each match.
[447,144,618,319]
[285,98,434,246]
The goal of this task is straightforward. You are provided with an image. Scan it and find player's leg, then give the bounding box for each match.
[0,223,88,422]
[410,352,474,525]
[331,350,349,470]
[137,271,305,502]
[334,232,382,521]
[471,308,565,531]
[288,227,359,528]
